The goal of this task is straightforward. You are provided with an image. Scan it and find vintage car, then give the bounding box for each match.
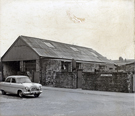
[0,75,42,98]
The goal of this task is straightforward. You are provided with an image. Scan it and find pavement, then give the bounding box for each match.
[42,86,135,97]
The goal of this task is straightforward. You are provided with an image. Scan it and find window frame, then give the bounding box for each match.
[11,78,16,83]
[5,78,11,83]
[61,61,71,72]
[44,42,55,48]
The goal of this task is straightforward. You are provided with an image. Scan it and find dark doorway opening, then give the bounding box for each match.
[2,61,20,80]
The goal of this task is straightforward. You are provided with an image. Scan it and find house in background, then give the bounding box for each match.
[1,36,114,86]
[113,57,135,73]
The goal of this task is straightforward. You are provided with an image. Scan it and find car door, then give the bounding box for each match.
[4,77,12,93]
[10,78,18,94]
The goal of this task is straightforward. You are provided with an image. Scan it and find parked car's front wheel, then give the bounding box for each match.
[18,90,23,98]
[1,90,6,95]
[34,93,40,97]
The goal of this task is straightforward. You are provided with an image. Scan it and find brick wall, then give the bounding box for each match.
[54,72,77,89]
[82,72,132,93]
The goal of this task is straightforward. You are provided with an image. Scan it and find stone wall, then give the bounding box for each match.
[82,72,132,93]
[54,72,77,89]
[41,59,61,85]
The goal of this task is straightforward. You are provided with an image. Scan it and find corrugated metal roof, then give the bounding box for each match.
[20,36,113,64]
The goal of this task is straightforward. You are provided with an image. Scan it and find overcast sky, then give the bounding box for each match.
[0,0,134,60]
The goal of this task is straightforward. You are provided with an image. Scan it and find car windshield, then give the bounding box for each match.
[16,76,32,83]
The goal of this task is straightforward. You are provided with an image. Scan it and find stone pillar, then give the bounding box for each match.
[36,59,40,72]
[35,59,41,83]
[73,72,77,88]
[127,73,134,93]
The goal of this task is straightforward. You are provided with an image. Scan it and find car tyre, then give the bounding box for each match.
[1,90,6,95]
[18,90,23,98]
[34,93,40,97]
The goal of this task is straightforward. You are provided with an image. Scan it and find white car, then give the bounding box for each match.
[0,75,42,98]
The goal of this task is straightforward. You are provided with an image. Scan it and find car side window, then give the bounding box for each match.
[12,78,16,83]
[5,78,11,82]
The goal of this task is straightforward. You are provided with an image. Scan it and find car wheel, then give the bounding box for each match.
[18,91,23,98]
[34,93,40,97]
[1,90,6,95]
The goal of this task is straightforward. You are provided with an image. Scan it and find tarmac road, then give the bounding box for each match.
[0,87,135,116]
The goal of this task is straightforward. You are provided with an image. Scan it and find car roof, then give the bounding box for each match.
[7,75,28,78]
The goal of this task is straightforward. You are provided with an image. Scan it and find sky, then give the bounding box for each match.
[0,0,134,60]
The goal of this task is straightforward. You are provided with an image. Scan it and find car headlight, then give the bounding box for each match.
[25,87,30,91]
[38,86,42,90]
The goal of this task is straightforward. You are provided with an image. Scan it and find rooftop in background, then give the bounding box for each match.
[113,58,135,66]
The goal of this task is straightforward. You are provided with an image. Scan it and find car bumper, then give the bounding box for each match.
[23,91,42,95]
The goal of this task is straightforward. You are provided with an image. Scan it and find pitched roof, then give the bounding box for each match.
[1,35,113,64]
[20,36,113,64]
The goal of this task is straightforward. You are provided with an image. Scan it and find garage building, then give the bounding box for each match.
[1,36,114,87]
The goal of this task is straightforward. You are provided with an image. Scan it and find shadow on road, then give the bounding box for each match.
[1,93,37,99]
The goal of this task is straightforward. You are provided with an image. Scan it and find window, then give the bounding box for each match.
[11,78,16,83]
[70,47,79,51]
[61,61,71,72]
[90,52,98,57]
[44,42,55,48]
[109,68,113,70]
[6,78,11,82]
[76,63,81,69]
[16,76,31,83]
